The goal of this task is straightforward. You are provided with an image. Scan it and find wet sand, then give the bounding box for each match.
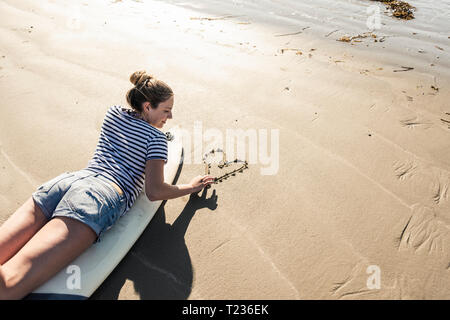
[0,0,449,299]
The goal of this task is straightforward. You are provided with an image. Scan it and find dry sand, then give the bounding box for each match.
[0,0,449,299]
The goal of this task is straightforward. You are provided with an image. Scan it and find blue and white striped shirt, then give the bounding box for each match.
[85,105,168,214]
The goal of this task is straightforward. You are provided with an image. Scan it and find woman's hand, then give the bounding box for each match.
[189,175,215,193]
[146,160,215,201]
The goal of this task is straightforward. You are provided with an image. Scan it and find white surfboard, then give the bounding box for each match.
[25,128,183,300]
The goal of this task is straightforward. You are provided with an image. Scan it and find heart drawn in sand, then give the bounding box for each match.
[202,149,248,186]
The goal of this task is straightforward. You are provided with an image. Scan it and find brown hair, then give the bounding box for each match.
[126,70,173,113]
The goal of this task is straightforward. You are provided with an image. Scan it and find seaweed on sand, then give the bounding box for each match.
[337,32,377,43]
[371,0,416,20]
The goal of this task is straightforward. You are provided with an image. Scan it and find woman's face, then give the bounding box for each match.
[143,95,174,129]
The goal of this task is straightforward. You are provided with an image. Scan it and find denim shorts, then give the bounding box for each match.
[31,169,127,242]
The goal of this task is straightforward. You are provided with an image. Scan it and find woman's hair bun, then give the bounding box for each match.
[126,70,173,112]
[130,70,153,87]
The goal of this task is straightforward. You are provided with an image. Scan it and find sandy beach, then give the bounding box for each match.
[0,0,449,299]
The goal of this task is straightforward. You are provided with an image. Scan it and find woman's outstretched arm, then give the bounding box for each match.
[145,159,214,201]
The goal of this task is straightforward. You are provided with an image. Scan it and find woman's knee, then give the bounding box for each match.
[0,267,5,299]
[0,264,29,300]
[0,266,14,300]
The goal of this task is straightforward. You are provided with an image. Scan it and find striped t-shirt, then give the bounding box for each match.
[85,105,168,214]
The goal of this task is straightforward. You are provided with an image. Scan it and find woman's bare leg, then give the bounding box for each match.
[0,216,96,300]
[0,197,48,265]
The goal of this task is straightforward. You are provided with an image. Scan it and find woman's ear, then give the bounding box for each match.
[143,101,151,111]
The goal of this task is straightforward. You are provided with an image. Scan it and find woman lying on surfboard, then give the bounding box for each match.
[0,70,214,299]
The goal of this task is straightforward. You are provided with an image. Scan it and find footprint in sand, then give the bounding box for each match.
[399,116,433,129]
[393,160,418,181]
[432,176,449,205]
[396,204,449,255]
[440,112,450,130]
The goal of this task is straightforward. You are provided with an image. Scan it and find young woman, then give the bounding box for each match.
[0,70,214,299]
